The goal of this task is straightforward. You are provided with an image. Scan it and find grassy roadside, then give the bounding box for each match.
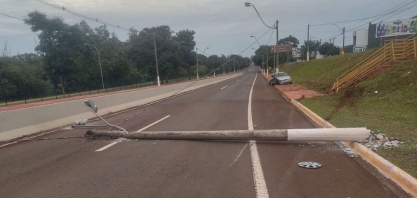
[281,55,417,178]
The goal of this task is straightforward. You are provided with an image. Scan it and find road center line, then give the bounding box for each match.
[95,115,171,152]
[248,74,269,198]
[221,86,228,89]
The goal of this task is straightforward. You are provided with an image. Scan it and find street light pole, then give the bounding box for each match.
[275,20,279,73]
[196,47,209,80]
[307,24,310,61]
[233,58,235,73]
[250,35,265,73]
[154,34,161,86]
[212,55,215,77]
[245,2,279,73]
[342,27,345,54]
[196,47,199,80]
[84,43,104,89]
[273,52,276,72]
[332,24,345,54]
[266,48,269,76]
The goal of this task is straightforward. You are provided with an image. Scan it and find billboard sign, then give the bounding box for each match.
[376,18,417,38]
[270,44,292,53]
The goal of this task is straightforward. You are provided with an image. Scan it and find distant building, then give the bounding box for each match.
[352,16,417,51]
[309,51,323,59]
[344,45,354,53]
[292,50,301,59]
[353,29,368,52]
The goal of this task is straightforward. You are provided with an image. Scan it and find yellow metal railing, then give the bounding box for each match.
[332,35,417,92]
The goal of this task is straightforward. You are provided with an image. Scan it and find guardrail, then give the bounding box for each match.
[332,34,417,92]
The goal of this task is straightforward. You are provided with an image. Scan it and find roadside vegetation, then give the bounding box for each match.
[0,11,250,105]
[281,52,417,178]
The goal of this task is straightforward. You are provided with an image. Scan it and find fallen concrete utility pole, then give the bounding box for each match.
[85,128,370,141]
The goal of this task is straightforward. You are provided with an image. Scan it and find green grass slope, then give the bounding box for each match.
[281,53,417,178]
[280,49,377,93]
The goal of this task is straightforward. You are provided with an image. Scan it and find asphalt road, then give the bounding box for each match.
[0,67,410,198]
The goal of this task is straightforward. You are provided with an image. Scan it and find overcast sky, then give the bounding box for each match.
[1,0,416,57]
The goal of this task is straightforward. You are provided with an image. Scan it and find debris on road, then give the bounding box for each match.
[359,133,403,151]
[298,161,322,169]
[343,148,358,158]
[73,119,88,126]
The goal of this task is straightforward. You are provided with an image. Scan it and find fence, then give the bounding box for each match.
[331,34,417,92]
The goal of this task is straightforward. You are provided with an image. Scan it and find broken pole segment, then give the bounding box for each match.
[86,128,370,141]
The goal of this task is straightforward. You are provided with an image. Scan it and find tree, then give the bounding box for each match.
[319,42,340,56]
[25,11,136,91]
[252,45,269,67]
[299,40,321,60]
[278,35,300,63]
[0,54,53,100]
[279,35,299,48]
[174,30,196,79]
[127,26,172,81]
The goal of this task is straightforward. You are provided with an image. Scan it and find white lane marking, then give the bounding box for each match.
[95,115,171,152]
[249,140,269,198]
[229,143,248,167]
[248,75,256,131]
[135,115,171,132]
[220,86,228,90]
[248,74,269,198]
[95,139,123,152]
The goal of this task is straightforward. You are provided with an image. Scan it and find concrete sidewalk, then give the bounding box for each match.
[0,75,227,112]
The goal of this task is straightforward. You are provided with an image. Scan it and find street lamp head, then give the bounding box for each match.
[244,2,252,7]
[250,36,254,37]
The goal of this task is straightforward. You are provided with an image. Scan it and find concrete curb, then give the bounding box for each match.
[257,69,417,197]
[273,85,291,102]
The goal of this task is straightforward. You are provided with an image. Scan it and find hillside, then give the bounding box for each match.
[281,52,417,178]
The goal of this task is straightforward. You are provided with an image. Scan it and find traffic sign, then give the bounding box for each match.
[271,44,292,53]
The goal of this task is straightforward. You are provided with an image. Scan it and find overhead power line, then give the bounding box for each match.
[311,0,416,26]
[0,12,24,21]
[314,0,417,45]
[33,0,131,31]
[345,1,417,33]
[0,12,39,45]
[267,29,274,45]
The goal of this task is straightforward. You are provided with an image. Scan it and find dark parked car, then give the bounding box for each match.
[268,72,292,85]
